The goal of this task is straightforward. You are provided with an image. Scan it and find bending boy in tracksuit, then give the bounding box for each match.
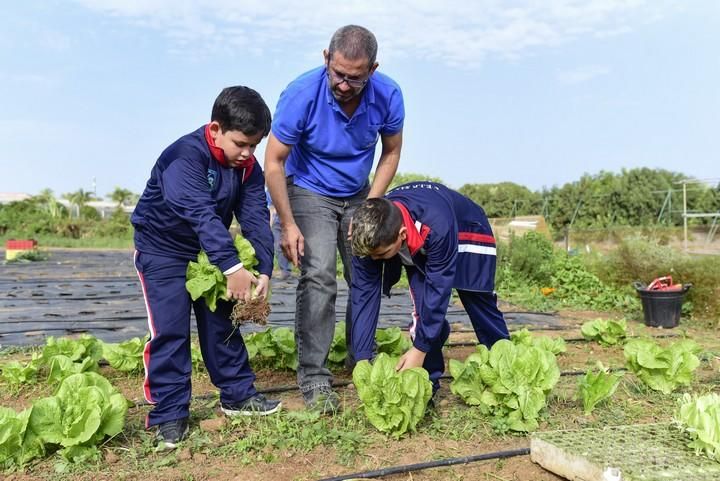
[131,86,281,449]
[349,182,510,393]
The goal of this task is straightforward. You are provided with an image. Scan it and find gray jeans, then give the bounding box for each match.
[288,182,368,392]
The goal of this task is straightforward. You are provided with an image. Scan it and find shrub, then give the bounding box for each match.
[0,199,57,237]
[599,237,720,323]
[550,253,638,312]
[505,232,554,285]
[496,233,638,313]
[87,210,132,238]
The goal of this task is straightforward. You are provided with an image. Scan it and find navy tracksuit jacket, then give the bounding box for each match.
[350,182,509,391]
[131,125,273,427]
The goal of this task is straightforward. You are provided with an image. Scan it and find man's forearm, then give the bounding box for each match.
[264,133,296,227]
[368,132,402,198]
[265,165,295,227]
[368,153,400,198]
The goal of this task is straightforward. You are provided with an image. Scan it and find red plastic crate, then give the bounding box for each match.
[5,239,37,250]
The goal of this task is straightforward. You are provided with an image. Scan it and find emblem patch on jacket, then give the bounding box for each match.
[207,169,217,190]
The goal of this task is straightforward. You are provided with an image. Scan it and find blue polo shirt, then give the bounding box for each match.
[272,66,404,197]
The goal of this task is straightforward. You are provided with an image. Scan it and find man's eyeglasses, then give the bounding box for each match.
[326,68,369,89]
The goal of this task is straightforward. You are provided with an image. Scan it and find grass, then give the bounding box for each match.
[1,234,133,249]
[215,409,368,466]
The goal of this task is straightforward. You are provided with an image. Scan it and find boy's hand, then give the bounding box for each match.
[281,223,304,268]
[226,268,256,303]
[253,274,270,299]
[395,347,427,371]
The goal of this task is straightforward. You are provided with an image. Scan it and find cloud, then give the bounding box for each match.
[557,65,611,84]
[72,0,677,67]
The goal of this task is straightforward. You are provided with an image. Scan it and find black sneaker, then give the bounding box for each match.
[303,385,340,415]
[155,417,189,450]
[221,393,282,416]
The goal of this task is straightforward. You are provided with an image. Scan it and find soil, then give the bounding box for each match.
[3,249,719,481]
[6,311,719,481]
[231,297,271,326]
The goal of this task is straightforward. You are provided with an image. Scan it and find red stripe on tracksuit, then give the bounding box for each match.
[134,251,156,419]
[458,232,495,244]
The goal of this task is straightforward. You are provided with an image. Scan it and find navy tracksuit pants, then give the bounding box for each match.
[407,267,509,392]
[134,251,257,427]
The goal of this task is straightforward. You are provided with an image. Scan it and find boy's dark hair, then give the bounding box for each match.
[211,86,271,136]
[351,198,403,257]
[328,25,378,67]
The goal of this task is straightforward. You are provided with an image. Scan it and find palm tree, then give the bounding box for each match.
[34,188,64,219]
[108,187,137,208]
[62,189,96,218]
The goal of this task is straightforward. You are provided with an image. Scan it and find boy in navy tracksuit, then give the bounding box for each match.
[131,86,281,448]
[349,182,509,394]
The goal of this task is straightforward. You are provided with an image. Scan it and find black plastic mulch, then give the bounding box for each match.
[0,250,563,346]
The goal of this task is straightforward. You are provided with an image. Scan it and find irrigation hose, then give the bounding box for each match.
[315,447,531,481]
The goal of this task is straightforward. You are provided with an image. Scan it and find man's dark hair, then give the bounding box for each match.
[328,25,378,67]
[211,86,271,136]
[351,198,403,256]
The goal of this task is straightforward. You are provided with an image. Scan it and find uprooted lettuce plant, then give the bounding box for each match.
[581,318,628,346]
[352,353,433,438]
[624,338,701,394]
[577,363,624,415]
[510,328,566,355]
[185,250,226,312]
[28,372,129,463]
[229,235,270,326]
[185,234,262,314]
[675,392,720,461]
[449,339,560,433]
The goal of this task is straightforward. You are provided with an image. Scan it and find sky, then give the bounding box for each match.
[1,0,718,199]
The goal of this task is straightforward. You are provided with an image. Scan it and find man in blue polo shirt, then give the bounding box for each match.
[265,25,404,414]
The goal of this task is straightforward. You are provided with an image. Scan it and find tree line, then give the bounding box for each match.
[0,187,138,239]
[2,170,719,240]
[388,169,719,234]
[457,168,719,233]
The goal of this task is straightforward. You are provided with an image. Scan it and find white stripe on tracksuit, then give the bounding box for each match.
[458,244,497,256]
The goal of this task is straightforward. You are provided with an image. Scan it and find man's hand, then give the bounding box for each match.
[254,274,270,299]
[282,223,305,268]
[395,347,427,371]
[226,268,256,303]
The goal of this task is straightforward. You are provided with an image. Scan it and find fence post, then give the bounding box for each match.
[564,226,570,252]
[683,181,688,253]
